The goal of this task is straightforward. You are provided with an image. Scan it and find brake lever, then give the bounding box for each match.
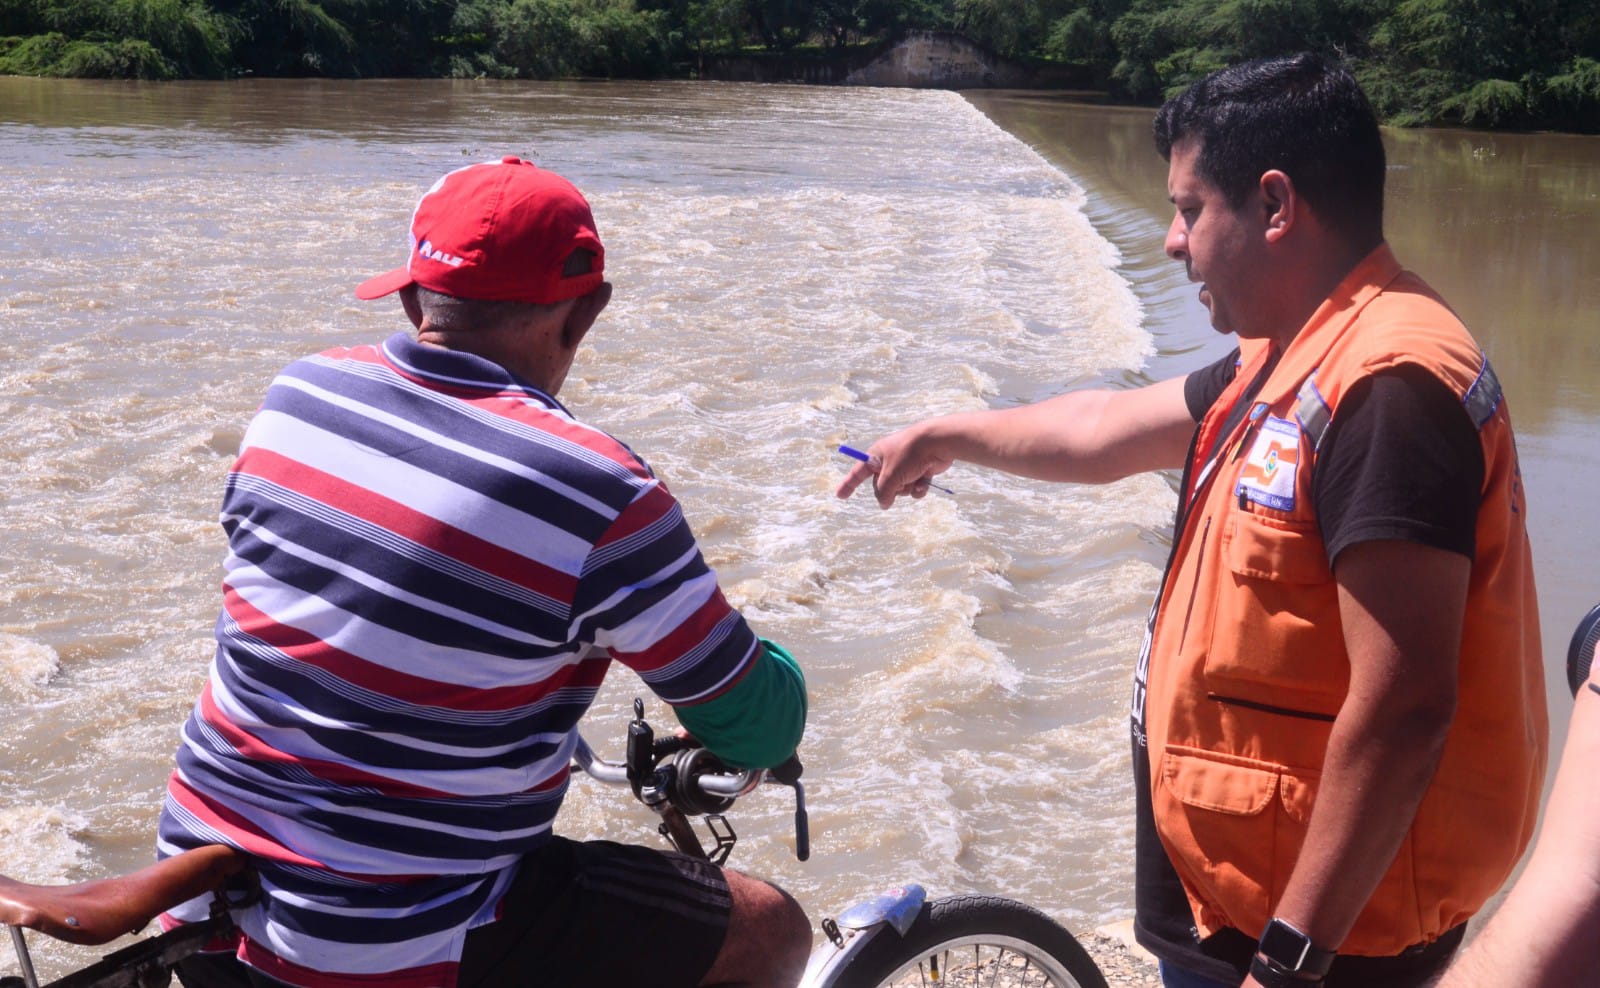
[769,754,809,862]
[627,699,810,863]
[789,777,810,862]
[625,698,654,799]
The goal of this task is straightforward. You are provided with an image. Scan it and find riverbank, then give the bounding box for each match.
[1086,923,1161,986]
[703,32,1091,89]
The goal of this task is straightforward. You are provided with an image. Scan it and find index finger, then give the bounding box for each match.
[835,459,877,500]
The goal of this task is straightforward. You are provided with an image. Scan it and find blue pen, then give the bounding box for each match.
[838,445,955,496]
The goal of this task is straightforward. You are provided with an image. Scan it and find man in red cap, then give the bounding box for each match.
[157,157,811,988]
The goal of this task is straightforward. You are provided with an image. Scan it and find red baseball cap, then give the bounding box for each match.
[355,156,605,304]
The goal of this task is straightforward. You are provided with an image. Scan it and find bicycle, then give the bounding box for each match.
[0,699,1109,988]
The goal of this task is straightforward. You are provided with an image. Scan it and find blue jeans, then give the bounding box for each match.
[1160,960,1238,988]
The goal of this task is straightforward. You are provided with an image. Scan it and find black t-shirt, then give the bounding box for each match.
[1132,350,1483,985]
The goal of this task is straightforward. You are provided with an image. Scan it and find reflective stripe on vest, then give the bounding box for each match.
[1297,349,1502,455]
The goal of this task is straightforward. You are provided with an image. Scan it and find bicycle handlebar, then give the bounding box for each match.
[570,702,809,864]
[570,735,629,786]
[571,735,766,798]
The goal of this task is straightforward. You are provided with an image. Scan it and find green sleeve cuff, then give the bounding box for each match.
[674,639,807,769]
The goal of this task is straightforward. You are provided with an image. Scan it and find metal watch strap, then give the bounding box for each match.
[1250,954,1325,988]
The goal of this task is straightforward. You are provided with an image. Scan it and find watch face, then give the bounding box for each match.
[1260,919,1312,969]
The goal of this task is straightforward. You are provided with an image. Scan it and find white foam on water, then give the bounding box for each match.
[0,634,60,698]
[552,87,1164,926]
[0,806,112,978]
[0,803,90,882]
[2,81,1174,949]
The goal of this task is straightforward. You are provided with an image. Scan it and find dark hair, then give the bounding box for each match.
[1153,52,1386,247]
[416,289,545,333]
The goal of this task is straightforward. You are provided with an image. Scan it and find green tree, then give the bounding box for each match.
[957,0,1076,59]
[207,0,358,75]
[1545,55,1600,129]
[0,0,234,77]
[1362,0,1600,127]
[812,0,884,47]
[570,0,672,75]
[743,0,813,51]
[681,0,748,56]
[453,0,577,75]
[451,0,671,78]
[1043,0,1120,70]
[349,0,457,74]
[1106,0,1382,100]
[1107,0,1203,98]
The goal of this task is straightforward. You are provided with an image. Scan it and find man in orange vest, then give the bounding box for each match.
[837,52,1546,988]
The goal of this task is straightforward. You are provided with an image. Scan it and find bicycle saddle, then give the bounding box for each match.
[0,845,248,945]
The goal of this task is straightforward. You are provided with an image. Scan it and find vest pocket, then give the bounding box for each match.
[1220,511,1329,582]
[1157,745,1316,937]
[1202,513,1343,714]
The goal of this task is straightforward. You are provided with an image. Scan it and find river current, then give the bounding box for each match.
[2,77,1598,979]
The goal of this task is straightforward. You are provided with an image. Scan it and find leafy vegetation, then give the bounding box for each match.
[1,0,1596,129]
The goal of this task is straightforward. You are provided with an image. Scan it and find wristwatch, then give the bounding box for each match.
[1250,918,1334,987]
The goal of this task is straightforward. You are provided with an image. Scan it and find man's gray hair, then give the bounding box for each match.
[415,288,558,334]
[414,249,598,333]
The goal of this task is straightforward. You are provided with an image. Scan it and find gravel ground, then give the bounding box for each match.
[1079,928,1162,987]
[919,927,1161,987]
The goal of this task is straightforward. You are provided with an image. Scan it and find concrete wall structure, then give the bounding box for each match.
[844,30,1027,88]
[702,31,1090,90]
[704,47,879,85]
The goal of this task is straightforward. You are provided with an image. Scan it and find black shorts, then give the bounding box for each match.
[176,837,732,988]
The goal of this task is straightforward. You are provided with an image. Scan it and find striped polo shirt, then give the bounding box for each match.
[157,333,761,987]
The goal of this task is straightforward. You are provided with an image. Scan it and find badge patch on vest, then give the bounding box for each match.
[1236,416,1301,512]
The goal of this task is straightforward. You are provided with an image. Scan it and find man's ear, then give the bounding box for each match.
[400,284,423,329]
[1260,170,1296,244]
[561,282,612,350]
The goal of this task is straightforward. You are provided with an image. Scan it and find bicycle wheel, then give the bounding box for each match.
[830,893,1109,988]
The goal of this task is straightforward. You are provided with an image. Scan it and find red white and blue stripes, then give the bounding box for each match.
[158,333,759,986]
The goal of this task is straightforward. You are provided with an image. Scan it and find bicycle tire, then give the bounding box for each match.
[829,893,1110,988]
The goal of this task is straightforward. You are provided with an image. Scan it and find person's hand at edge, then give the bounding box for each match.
[835,424,953,509]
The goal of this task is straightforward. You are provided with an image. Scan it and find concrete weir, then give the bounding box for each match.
[702,31,1085,89]
[844,31,1028,88]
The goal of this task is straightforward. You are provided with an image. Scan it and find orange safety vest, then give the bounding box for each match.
[1145,244,1547,956]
